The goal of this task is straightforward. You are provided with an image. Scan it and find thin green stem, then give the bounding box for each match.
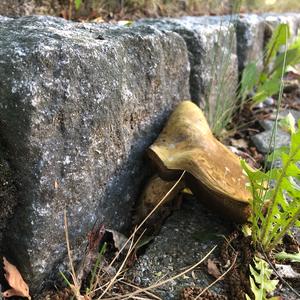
[260,27,289,247]
[88,242,107,294]
[268,207,300,251]
[263,25,285,76]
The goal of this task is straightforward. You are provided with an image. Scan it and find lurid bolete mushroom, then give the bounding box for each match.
[145,100,251,223]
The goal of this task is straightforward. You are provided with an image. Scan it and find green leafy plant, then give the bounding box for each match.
[275,250,300,263]
[241,116,300,252]
[246,256,279,300]
[240,23,300,106]
[74,0,82,10]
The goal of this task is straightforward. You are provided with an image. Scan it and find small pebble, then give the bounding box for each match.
[263,97,274,106]
[254,102,264,109]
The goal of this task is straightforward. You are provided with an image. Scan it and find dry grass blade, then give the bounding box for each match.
[119,280,162,300]
[64,210,84,300]
[108,171,186,269]
[92,172,185,298]
[83,172,186,299]
[99,245,217,300]
[96,228,146,298]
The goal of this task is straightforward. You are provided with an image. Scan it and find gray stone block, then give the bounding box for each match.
[259,109,300,132]
[0,15,190,293]
[0,153,17,244]
[262,13,300,38]
[236,14,266,72]
[0,15,12,22]
[136,16,239,112]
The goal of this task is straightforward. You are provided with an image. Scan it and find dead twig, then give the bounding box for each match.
[100,245,217,300]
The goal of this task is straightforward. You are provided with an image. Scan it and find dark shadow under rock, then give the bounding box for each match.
[130,197,233,300]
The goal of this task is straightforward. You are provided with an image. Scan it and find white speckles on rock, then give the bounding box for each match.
[0,15,190,295]
[63,156,71,165]
[235,14,266,72]
[136,16,239,108]
[263,13,300,37]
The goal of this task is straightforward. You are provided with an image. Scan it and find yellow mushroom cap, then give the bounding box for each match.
[147,101,252,223]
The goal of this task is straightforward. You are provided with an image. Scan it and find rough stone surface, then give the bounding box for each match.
[0,15,190,294]
[262,13,300,38]
[236,14,266,72]
[0,16,12,23]
[137,16,239,113]
[0,153,17,244]
[130,198,231,300]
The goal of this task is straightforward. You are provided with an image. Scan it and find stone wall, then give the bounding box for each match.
[0,16,190,294]
[0,12,299,297]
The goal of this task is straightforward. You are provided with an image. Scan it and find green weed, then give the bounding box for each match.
[75,0,82,10]
[275,250,300,262]
[245,256,279,300]
[240,23,300,106]
[241,115,300,252]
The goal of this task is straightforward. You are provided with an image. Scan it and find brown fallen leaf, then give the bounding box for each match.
[2,257,31,299]
[207,258,222,279]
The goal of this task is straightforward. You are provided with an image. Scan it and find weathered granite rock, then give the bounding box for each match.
[0,15,190,294]
[0,153,17,244]
[235,13,300,73]
[262,13,300,38]
[137,16,239,113]
[236,14,266,72]
[130,197,231,300]
[0,16,12,22]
